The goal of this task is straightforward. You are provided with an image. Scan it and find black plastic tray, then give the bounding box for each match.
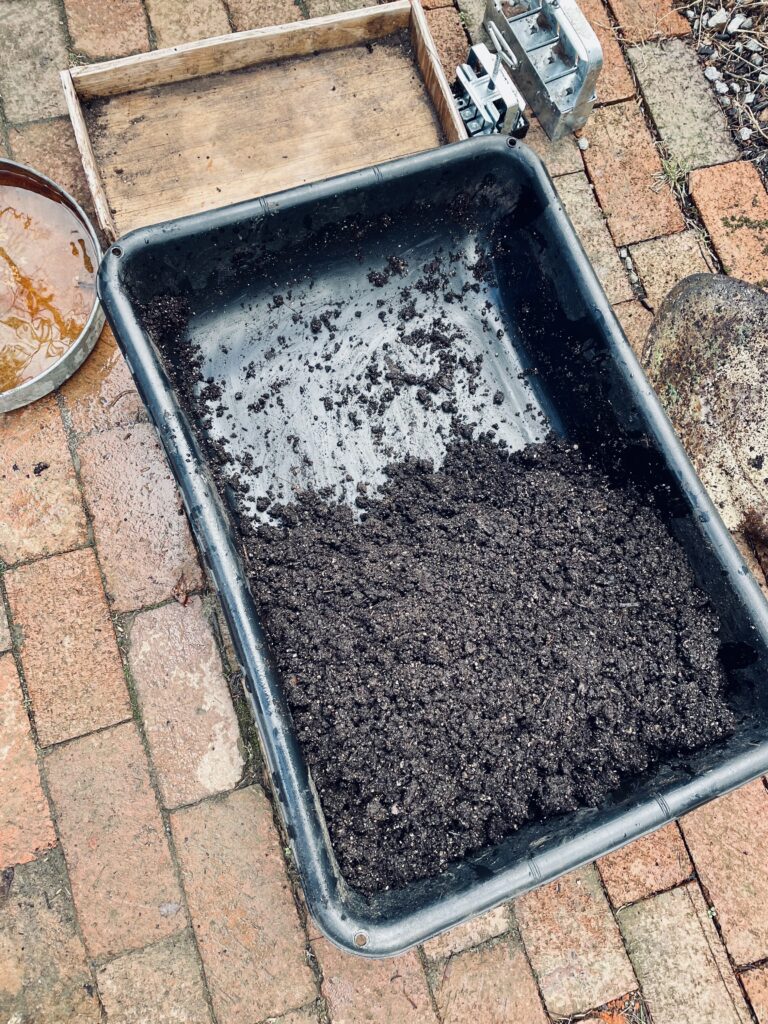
[98,136,768,957]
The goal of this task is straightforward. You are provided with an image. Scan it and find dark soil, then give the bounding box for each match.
[247,435,734,892]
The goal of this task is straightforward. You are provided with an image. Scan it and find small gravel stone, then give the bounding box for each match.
[704,65,723,81]
[746,37,763,52]
[577,137,589,151]
[727,13,745,32]
[730,81,741,93]
[738,126,754,140]
[708,8,729,29]
[754,54,764,66]
[745,91,756,103]
[715,80,729,93]
[742,17,753,29]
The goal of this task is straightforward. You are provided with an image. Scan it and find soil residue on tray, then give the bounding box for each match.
[141,250,736,894]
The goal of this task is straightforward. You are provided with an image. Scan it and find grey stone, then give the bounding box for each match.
[704,65,722,81]
[0,0,69,121]
[630,41,739,169]
[708,7,729,28]
[456,0,488,43]
[646,274,768,534]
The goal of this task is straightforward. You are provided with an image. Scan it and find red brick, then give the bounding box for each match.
[0,655,56,869]
[171,787,315,1023]
[690,161,768,286]
[45,722,185,958]
[613,300,654,364]
[0,849,100,1023]
[64,0,149,57]
[742,965,768,1023]
[581,101,685,246]
[598,823,692,908]
[96,932,212,1024]
[606,0,689,43]
[145,0,230,48]
[61,324,145,436]
[618,882,751,1024]
[681,779,768,965]
[433,935,548,1024]
[580,0,635,104]
[630,230,712,310]
[515,866,636,1017]
[128,597,243,808]
[6,548,130,747]
[423,906,509,960]
[426,7,468,83]
[77,423,202,612]
[0,397,87,566]
[315,937,437,1024]
[226,0,302,31]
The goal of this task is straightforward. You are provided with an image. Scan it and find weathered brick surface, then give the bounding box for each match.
[456,0,486,42]
[628,40,738,171]
[272,1011,320,1024]
[64,0,150,58]
[581,101,686,246]
[0,655,56,869]
[305,0,371,14]
[681,779,768,966]
[598,824,692,908]
[0,0,68,121]
[433,934,549,1024]
[619,883,751,1024]
[96,932,212,1024]
[128,597,243,808]
[630,230,712,310]
[423,906,509,960]
[61,325,145,436]
[226,0,302,31]
[77,423,202,612]
[45,722,185,958]
[524,120,584,177]
[742,965,768,1023]
[426,7,468,83]
[613,300,654,364]
[0,604,11,652]
[557,172,634,303]
[171,787,315,1023]
[0,849,100,1023]
[9,118,96,225]
[690,161,768,286]
[515,865,636,1017]
[0,397,87,566]
[315,937,437,1024]
[606,0,689,43]
[145,0,230,47]
[6,548,130,747]
[580,0,635,104]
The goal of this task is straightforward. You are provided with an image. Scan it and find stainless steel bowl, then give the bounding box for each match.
[0,159,105,413]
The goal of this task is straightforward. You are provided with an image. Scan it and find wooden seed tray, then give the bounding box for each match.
[62,0,466,240]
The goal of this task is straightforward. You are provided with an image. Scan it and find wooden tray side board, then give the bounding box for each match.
[61,0,467,240]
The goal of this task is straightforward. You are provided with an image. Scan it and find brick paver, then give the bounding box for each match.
[64,0,150,58]
[0,654,56,869]
[0,397,87,566]
[45,722,186,958]
[432,934,549,1024]
[423,906,509,960]
[628,40,738,171]
[171,786,315,1023]
[579,0,635,104]
[226,0,302,31]
[273,1011,320,1024]
[742,966,768,1023]
[426,6,468,83]
[613,300,654,363]
[9,118,97,226]
[77,423,202,612]
[690,161,768,286]
[524,120,584,177]
[515,865,636,1017]
[0,849,100,1023]
[0,0,68,122]
[315,937,437,1024]
[145,0,230,48]
[598,824,692,908]
[6,548,130,747]
[681,779,768,966]
[581,101,685,246]
[630,230,712,310]
[61,325,145,436]
[128,597,243,808]
[96,932,212,1024]
[606,0,689,43]
[619,883,751,1024]
[557,172,634,303]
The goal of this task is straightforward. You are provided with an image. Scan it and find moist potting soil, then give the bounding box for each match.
[142,274,735,894]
